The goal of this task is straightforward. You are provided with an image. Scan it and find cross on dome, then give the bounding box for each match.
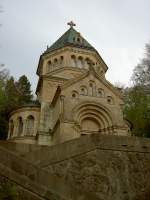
[67,21,76,28]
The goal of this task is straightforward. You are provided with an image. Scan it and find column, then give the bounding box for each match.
[22,119,27,136]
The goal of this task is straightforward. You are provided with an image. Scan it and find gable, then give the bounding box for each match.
[61,69,122,101]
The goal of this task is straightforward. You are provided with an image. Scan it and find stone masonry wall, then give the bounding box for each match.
[0,144,99,200]
[25,134,150,200]
[45,148,150,200]
[1,134,150,200]
[0,175,45,200]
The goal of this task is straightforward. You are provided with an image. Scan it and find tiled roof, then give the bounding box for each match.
[45,27,96,53]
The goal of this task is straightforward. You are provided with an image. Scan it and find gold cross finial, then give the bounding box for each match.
[67,21,76,28]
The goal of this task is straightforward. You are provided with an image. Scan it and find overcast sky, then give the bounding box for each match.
[0,0,150,92]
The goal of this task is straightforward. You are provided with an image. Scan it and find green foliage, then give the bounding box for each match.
[123,86,150,137]
[124,43,150,137]
[0,67,9,138]
[5,77,19,111]
[0,182,19,200]
[16,75,33,104]
[132,44,150,87]
[0,67,33,139]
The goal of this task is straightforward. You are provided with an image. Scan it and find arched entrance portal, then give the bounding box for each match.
[73,102,114,135]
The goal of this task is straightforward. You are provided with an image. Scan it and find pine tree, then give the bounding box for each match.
[16,75,33,104]
[0,67,10,138]
[5,77,18,111]
[0,70,33,139]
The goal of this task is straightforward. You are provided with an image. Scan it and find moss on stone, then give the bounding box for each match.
[0,182,19,200]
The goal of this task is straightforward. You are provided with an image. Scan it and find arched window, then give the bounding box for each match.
[72,90,79,98]
[75,34,82,44]
[60,56,64,65]
[46,60,52,73]
[101,69,104,74]
[17,117,23,136]
[71,55,76,67]
[97,88,105,97]
[89,81,95,96]
[9,120,14,138]
[54,58,58,68]
[77,37,81,43]
[107,96,114,104]
[89,83,93,96]
[26,115,34,135]
[54,58,58,63]
[80,86,87,95]
[84,58,90,69]
[77,56,83,68]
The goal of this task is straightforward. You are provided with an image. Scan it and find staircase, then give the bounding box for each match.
[0,140,99,200]
[1,134,150,200]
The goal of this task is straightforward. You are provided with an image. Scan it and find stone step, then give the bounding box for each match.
[22,134,150,168]
[0,144,99,200]
[0,140,46,156]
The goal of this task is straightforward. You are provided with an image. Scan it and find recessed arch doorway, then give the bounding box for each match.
[81,117,100,133]
[73,102,114,135]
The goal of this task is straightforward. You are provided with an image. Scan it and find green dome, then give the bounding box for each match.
[45,27,96,53]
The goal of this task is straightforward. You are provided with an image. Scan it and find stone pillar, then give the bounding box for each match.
[37,101,51,145]
[65,53,70,67]
[13,121,18,137]
[33,120,39,136]
[77,58,82,68]
[84,59,89,69]
[22,119,27,136]
[7,122,11,139]
[60,95,65,120]
[82,59,86,69]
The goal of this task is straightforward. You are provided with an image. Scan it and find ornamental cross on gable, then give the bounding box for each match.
[67,21,76,28]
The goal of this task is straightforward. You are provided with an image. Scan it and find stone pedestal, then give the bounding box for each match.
[37,131,52,146]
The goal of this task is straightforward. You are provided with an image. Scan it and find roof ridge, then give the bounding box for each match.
[49,27,73,47]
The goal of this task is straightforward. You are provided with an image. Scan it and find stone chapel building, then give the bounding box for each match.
[7,22,129,146]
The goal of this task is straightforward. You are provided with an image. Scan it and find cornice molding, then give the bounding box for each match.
[9,107,40,118]
[41,46,108,71]
[46,66,87,76]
